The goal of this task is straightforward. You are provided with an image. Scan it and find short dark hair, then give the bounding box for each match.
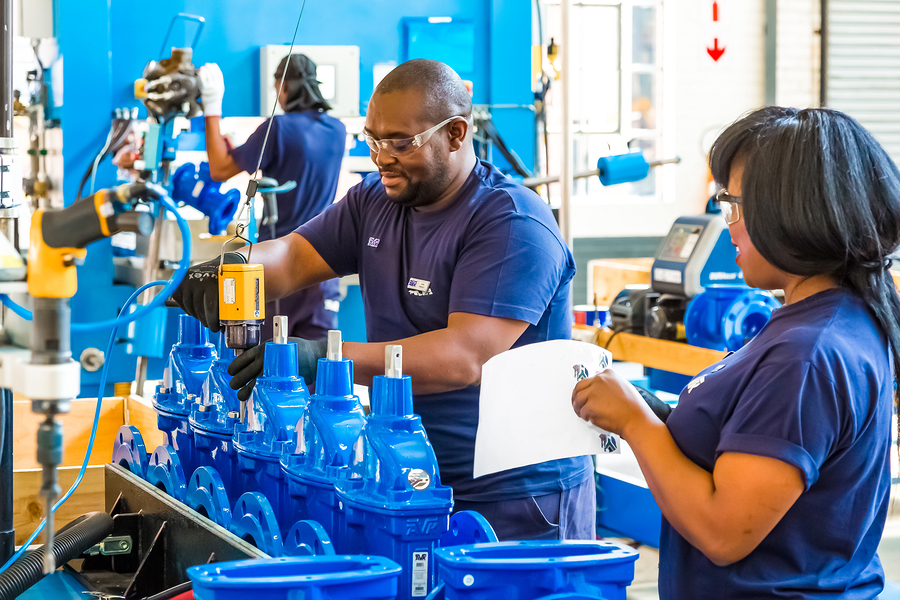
[374,59,472,122]
[709,106,900,395]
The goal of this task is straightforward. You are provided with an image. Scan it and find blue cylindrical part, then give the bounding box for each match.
[187,555,402,600]
[316,357,354,397]
[371,375,413,417]
[178,313,207,347]
[597,152,651,186]
[432,541,639,600]
[263,341,300,378]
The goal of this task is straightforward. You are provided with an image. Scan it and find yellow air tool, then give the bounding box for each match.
[218,261,265,355]
[26,184,155,572]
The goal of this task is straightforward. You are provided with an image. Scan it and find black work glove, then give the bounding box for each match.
[169,252,246,332]
[227,336,327,402]
[634,386,672,423]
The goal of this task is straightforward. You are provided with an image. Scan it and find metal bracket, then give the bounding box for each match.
[84,535,133,557]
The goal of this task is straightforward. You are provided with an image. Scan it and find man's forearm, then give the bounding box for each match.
[344,330,481,395]
[343,313,528,395]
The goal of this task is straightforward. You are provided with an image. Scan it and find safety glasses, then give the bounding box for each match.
[716,188,743,224]
[364,116,467,157]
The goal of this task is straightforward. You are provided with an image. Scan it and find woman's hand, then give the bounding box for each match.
[571,369,659,438]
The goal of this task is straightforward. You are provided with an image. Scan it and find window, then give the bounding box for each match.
[542,0,667,203]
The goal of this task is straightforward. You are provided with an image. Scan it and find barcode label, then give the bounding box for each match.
[223,278,236,304]
[411,551,428,597]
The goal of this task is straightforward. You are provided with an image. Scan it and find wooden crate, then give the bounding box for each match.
[12,395,162,544]
[587,258,653,307]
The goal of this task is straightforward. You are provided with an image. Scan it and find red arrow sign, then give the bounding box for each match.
[707,37,725,61]
[713,1,719,21]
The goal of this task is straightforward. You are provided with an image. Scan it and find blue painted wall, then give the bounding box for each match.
[101,0,534,171]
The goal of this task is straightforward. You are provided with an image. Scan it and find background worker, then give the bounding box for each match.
[198,54,346,341]
[573,107,900,598]
[172,59,595,541]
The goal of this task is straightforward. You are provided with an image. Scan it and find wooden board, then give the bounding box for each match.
[124,395,166,450]
[13,395,165,470]
[576,325,726,376]
[13,398,129,470]
[588,258,653,307]
[13,465,105,545]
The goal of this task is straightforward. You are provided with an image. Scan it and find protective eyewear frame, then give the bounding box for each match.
[364,116,467,157]
[716,188,743,224]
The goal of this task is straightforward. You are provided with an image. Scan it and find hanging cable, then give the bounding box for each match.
[229,0,307,256]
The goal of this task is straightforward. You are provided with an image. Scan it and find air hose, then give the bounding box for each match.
[0,511,113,600]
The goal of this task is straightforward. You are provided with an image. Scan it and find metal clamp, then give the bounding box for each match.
[83,535,133,557]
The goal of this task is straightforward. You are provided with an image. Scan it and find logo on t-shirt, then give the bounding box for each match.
[407,277,433,296]
[686,375,706,393]
[367,237,380,248]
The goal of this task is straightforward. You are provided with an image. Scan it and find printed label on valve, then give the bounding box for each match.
[411,551,429,597]
[223,278,236,304]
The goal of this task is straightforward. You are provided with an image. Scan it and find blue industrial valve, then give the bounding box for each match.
[281,330,367,545]
[190,331,241,501]
[335,345,452,600]
[234,317,309,519]
[171,161,241,235]
[153,314,217,477]
[684,285,781,352]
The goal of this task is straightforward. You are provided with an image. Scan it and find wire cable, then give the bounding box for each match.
[0,279,167,575]
[230,0,307,242]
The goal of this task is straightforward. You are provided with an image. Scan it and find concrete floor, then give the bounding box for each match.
[623,490,900,599]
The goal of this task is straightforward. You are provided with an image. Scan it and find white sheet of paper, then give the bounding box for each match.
[473,340,616,479]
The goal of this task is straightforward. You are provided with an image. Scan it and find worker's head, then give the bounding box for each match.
[365,59,474,209]
[710,107,900,288]
[710,106,900,390]
[273,54,331,113]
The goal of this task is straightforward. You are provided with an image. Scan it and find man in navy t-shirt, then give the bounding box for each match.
[198,55,345,341]
[178,58,595,540]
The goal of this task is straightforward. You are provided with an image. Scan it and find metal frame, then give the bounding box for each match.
[73,464,267,599]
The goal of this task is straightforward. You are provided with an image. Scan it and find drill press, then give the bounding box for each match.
[26,185,154,572]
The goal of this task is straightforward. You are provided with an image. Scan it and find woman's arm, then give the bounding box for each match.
[573,370,804,566]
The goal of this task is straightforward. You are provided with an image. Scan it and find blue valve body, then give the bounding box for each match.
[153,314,216,477]
[334,373,452,600]
[282,357,367,544]
[235,341,309,518]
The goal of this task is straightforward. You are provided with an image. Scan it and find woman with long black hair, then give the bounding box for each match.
[573,106,900,598]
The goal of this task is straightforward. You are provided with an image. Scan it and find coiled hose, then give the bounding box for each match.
[0,511,113,600]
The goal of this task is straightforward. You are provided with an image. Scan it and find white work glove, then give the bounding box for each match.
[198,63,225,117]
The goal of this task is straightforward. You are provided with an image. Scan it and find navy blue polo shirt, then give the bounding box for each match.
[297,159,593,501]
[231,110,346,240]
[661,288,893,599]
